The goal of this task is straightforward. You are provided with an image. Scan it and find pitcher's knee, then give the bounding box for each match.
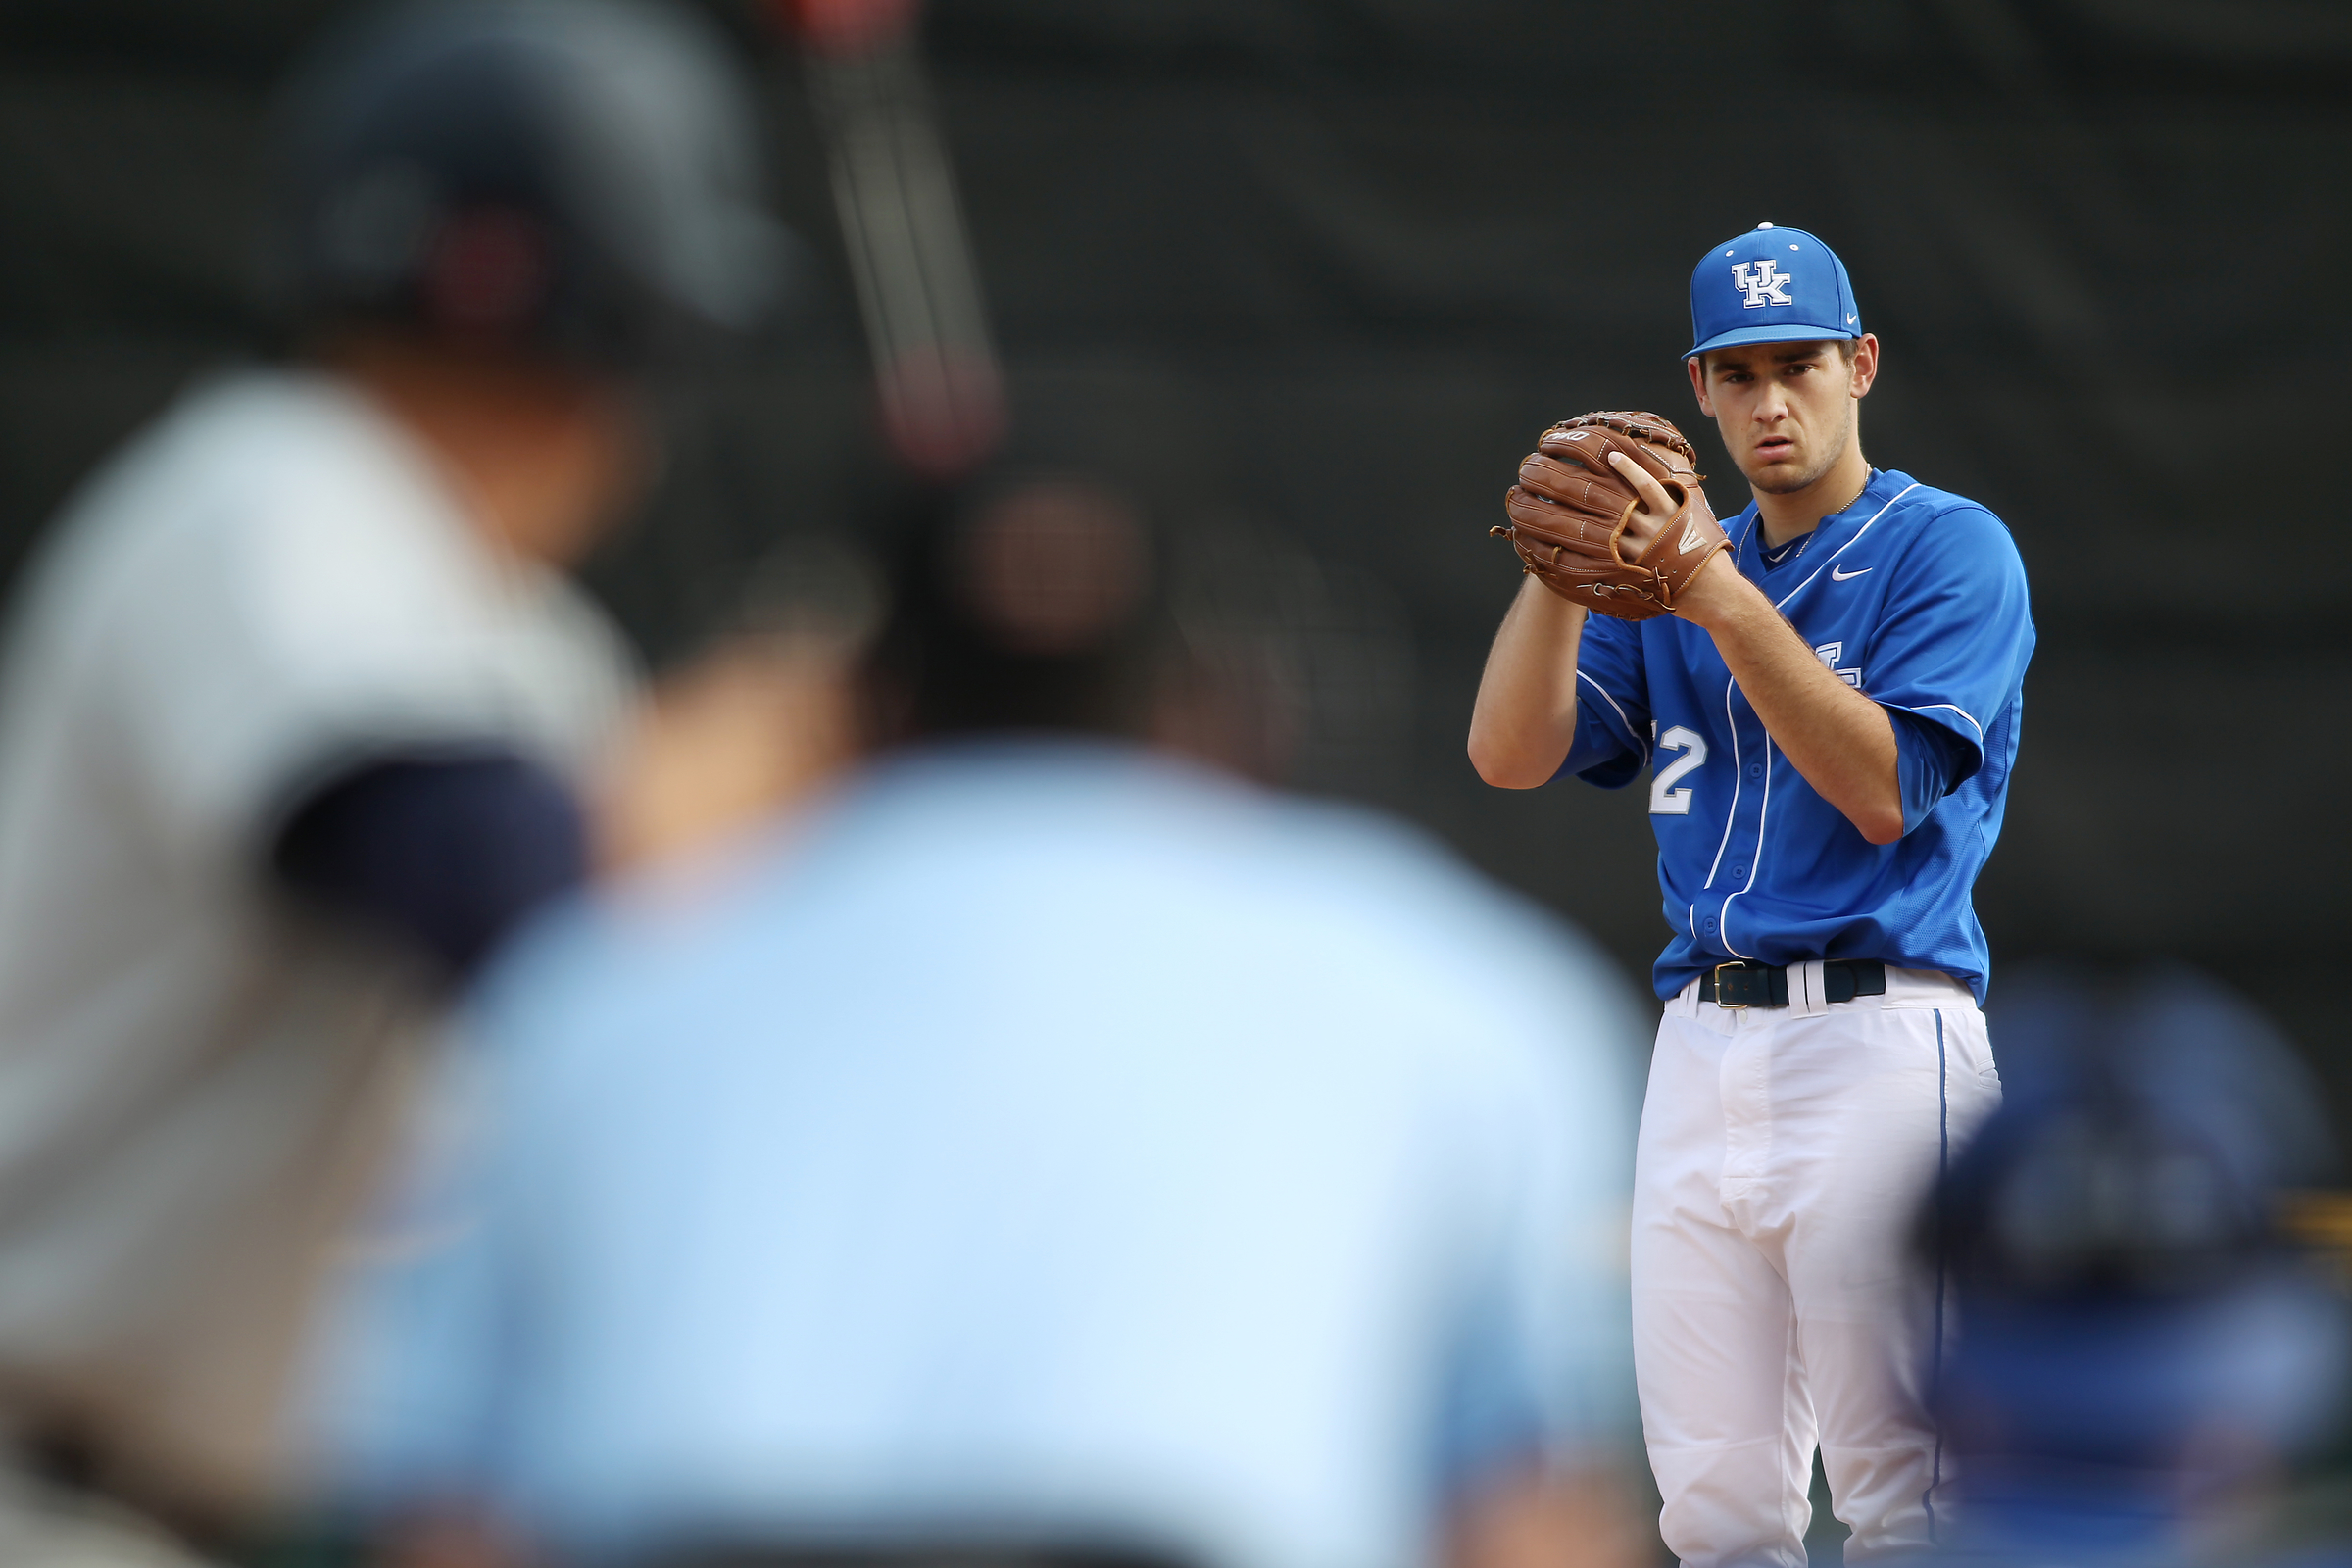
[1649,1438,1810,1568]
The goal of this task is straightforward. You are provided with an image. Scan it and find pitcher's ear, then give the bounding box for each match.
[1848,334,1881,399]
[1686,355,1714,417]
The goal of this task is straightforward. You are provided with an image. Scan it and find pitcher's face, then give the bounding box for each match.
[1688,336,1877,495]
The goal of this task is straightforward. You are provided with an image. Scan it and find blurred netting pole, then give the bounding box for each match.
[774,0,1006,480]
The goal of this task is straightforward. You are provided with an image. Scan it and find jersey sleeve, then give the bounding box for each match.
[1555,612,1650,789]
[271,751,592,980]
[1888,708,1974,835]
[1865,505,2034,781]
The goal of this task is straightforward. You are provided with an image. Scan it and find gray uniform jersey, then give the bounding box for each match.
[0,369,630,1507]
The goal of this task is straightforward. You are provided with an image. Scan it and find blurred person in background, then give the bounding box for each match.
[1923,965,2348,1566]
[310,475,1651,1568]
[0,1,789,1559]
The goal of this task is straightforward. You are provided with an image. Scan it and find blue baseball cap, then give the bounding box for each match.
[1687,222,1862,360]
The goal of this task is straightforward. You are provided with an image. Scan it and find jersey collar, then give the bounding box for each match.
[1728,467,1893,584]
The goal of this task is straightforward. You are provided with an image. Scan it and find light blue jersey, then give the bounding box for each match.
[313,745,1641,1568]
[1563,468,2034,1004]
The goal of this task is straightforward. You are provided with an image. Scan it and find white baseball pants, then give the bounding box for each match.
[1631,966,2001,1568]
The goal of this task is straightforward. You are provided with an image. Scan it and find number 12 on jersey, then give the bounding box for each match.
[1650,725,1706,815]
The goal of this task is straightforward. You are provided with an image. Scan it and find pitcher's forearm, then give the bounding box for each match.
[1469,577,1587,788]
[1677,558,1903,842]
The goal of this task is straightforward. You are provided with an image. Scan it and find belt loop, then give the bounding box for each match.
[1787,959,1831,1019]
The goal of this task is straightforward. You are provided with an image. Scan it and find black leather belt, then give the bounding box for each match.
[1698,959,1886,1009]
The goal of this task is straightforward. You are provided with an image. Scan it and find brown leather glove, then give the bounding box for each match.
[1492,411,1730,621]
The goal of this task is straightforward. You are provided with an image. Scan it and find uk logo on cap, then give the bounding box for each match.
[1731,260,1792,307]
[1687,222,1862,360]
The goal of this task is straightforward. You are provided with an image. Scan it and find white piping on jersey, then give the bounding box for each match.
[1688,903,1699,943]
[1772,482,1921,611]
[1702,675,1741,890]
[1890,700,1985,742]
[1576,669,1649,763]
[1717,733,1773,959]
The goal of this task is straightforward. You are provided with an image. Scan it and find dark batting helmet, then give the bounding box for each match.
[273,0,791,367]
[1926,966,2345,1492]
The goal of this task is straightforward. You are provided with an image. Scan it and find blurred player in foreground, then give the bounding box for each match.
[1471,225,2035,1565]
[0,1,787,1558]
[313,478,1650,1568]
[1926,966,2347,1567]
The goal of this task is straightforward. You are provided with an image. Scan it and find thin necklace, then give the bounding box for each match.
[1832,468,1875,516]
[1755,469,1874,564]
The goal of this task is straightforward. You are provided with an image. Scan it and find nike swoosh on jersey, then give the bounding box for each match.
[1830,564,1872,581]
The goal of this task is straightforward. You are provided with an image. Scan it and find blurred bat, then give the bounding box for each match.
[774,0,1006,479]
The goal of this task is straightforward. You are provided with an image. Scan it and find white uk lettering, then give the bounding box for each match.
[1731,259,1793,308]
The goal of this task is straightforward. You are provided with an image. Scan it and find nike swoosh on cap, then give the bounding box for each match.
[1830,564,1871,581]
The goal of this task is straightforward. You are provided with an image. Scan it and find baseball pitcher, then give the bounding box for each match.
[1471,224,2035,1566]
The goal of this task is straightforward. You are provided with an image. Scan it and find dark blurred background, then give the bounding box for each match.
[0,0,2345,1106]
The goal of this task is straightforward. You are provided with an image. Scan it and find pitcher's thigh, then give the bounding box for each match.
[1633,1014,1814,1568]
[1785,1004,1991,1560]
[1633,1207,1813,1568]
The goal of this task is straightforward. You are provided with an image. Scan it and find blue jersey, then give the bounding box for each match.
[1562,467,2034,1004]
